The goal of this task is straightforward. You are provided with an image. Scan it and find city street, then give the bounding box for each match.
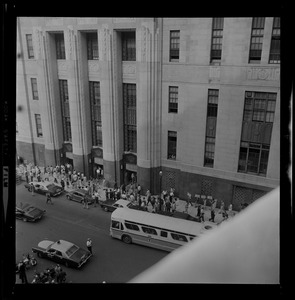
[15,182,168,283]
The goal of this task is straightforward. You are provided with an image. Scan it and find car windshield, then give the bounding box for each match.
[65,245,79,257]
[46,184,56,189]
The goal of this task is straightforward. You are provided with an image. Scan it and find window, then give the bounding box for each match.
[238,143,270,175]
[269,17,280,64]
[249,17,265,63]
[89,81,102,147]
[122,32,136,61]
[160,231,168,238]
[86,32,99,60]
[26,34,34,59]
[31,78,39,100]
[169,30,180,62]
[168,86,178,113]
[204,89,219,167]
[243,92,276,123]
[210,18,224,62]
[167,131,177,160]
[123,83,137,152]
[35,114,43,137]
[112,221,123,230]
[55,33,66,59]
[142,226,158,235]
[59,80,72,142]
[125,223,140,231]
[238,91,276,176]
[170,233,188,242]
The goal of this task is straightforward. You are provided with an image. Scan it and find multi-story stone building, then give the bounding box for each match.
[16,17,280,209]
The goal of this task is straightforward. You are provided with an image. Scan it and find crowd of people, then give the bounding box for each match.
[17,162,236,221]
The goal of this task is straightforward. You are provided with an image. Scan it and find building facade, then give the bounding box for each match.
[16,17,280,209]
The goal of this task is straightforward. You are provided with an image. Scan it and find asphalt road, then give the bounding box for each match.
[15,182,168,283]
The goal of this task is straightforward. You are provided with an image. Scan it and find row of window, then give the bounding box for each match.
[24,17,280,64]
[111,220,194,242]
[25,76,276,176]
[25,31,136,61]
[169,17,280,64]
[167,90,276,176]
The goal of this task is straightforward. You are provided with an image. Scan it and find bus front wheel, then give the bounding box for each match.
[122,235,132,244]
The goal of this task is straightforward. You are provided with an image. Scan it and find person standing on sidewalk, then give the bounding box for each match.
[46,192,53,205]
[18,261,28,284]
[86,238,93,254]
[209,206,215,222]
[31,183,35,196]
[82,196,89,209]
[200,206,205,222]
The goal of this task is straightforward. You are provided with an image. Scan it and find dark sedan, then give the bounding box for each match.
[24,181,63,197]
[66,189,94,204]
[32,239,92,269]
[16,203,46,222]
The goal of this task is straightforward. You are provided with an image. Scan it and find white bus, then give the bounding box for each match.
[110,208,217,252]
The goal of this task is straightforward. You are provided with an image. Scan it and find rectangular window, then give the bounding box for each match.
[31,78,39,100]
[269,17,280,64]
[170,233,188,242]
[35,114,43,137]
[59,80,72,142]
[141,226,158,235]
[125,223,140,231]
[122,32,136,61]
[167,131,177,160]
[204,89,219,167]
[238,143,270,176]
[55,33,66,59]
[89,81,102,147]
[169,30,180,62]
[86,32,99,60]
[249,17,265,63]
[160,231,168,238]
[243,92,276,123]
[168,86,178,113]
[26,34,34,59]
[123,83,137,152]
[238,91,276,176]
[210,18,224,62]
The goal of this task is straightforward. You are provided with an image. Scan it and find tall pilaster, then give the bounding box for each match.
[99,25,118,185]
[137,19,163,193]
[65,27,92,175]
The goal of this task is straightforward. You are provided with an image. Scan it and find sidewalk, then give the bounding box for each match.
[18,169,238,223]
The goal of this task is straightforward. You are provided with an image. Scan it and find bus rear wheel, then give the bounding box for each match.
[122,235,132,244]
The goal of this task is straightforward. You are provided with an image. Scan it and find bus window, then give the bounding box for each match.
[125,223,140,231]
[112,220,121,230]
[171,233,188,242]
[142,226,158,235]
[160,231,168,238]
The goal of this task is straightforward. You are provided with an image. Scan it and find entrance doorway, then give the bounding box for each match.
[124,170,136,185]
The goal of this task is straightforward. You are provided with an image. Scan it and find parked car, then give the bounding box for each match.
[16,203,46,222]
[24,181,63,197]
[32,239,92,269]
[66,189,94,204]
[100,199,131,212]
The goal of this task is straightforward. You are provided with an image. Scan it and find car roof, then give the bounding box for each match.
[51,240,76,252]
[72,189,88,195]
[16,203,31,210]
[114,199,131,206]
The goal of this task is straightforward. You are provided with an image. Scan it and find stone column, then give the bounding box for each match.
[65,27,92,176]
[37,28,64,167]
[99,25,118,186]
[136,19,163,194]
